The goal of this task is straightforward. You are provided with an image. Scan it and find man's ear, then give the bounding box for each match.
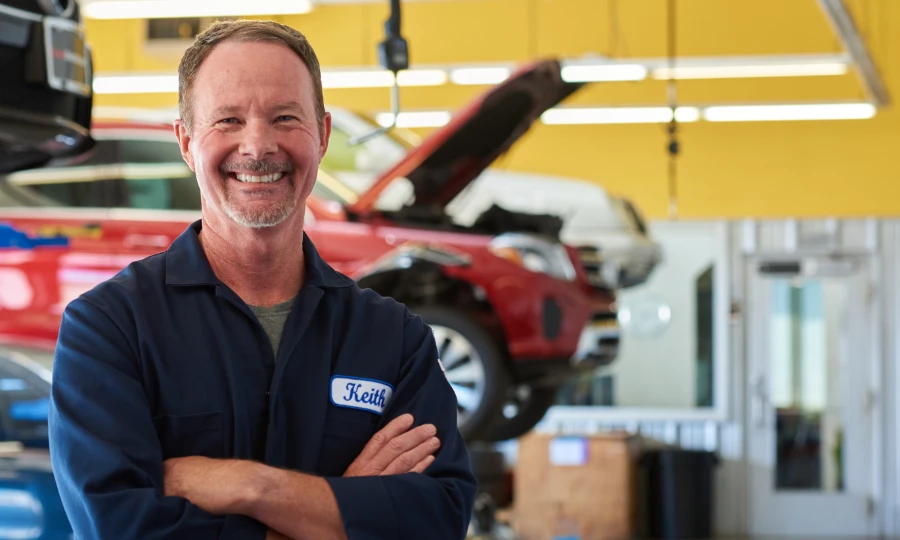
[318,111,332,162]
[173,119,195,172]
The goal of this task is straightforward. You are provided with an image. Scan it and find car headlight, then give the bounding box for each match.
[488,233,577,281]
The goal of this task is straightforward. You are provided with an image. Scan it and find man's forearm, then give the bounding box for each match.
[239,462,347,540]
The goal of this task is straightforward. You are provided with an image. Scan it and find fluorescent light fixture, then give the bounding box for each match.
[704,103,876,122]
[653,62,849,80]
[93,74,177,94]
[375,111,452,129]
[396,69,448,86]
[561,64,648,83]
[81,0,313,19]
[541,107,699,125]
[450,67,511,85]
[321,69,446,89]
[321,71,394,89]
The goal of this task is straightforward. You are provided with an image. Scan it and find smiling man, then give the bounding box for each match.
[48,20,475,540]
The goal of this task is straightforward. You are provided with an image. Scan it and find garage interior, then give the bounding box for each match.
[2,0,900,538]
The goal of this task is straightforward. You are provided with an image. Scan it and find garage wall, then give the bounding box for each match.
[83,0,900,219]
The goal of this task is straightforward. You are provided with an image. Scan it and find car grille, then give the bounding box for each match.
[576,245,612,290]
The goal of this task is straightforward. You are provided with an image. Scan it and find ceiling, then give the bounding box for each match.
[84,0,895,113]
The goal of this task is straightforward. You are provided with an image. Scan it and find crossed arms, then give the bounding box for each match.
[163,413,441,540]
[48,297,476,540]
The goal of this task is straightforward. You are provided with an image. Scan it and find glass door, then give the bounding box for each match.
[746,257,879,536]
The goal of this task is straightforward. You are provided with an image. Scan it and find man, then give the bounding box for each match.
[48,19,476,540]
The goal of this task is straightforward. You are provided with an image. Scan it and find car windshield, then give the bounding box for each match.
[319,111,415,197]
[0,135,202,211]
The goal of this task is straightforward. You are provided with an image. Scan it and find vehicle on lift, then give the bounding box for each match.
[0,0,94,174]
[0,59,619,442]
[325,107,661,290]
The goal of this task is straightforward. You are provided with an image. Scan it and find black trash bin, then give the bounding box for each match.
[637,449,720,539]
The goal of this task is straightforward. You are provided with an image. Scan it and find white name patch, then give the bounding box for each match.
[330,376,394,415]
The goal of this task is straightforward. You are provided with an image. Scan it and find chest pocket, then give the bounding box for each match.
[317,410,379,477]
[153,411,225,459]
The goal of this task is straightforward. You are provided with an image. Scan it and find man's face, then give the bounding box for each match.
[175,41,330,229]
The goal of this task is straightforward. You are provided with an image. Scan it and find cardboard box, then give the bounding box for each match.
[513,431,641,540]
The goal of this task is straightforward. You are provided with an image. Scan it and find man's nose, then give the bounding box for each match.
[238,121,278,159]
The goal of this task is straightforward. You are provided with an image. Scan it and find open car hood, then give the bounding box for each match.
[346,59,583,214]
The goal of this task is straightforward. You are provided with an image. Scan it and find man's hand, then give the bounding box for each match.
[164,456,253,515]
[343,413,440,477]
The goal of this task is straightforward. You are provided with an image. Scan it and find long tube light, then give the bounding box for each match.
[541,107,700,125]
[81,0,314,19]
[362,103,878,128]
[320,69,447,89]
[91,102,877,130]
[450,68,512,85]
[320,71,395,89]
[93,70,447,93]
[561,64,648,83]
[653,62,849,80]
[92,54,851,94]
[375,111,452,129]
[703,103,876,122]
[93,74,178,94]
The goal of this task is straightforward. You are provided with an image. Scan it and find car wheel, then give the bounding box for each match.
[415,306,509,442]
[483,384,560,442]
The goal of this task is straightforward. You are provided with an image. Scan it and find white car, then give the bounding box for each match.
[325,107,661,289]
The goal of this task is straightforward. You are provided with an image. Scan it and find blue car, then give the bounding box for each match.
[0,345,73,539]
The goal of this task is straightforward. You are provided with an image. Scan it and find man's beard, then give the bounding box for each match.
[219,158,297,229]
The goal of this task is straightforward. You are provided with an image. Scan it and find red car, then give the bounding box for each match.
[0,60,618,441]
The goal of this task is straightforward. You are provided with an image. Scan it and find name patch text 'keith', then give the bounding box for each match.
[330,376,394,415]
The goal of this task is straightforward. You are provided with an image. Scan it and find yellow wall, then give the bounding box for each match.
[84,0,900,219]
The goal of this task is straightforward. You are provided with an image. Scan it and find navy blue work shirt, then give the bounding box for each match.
[48,220,476,539]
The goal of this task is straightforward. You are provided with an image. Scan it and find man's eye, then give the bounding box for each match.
[218,118,238,124]
[276,115,297,122]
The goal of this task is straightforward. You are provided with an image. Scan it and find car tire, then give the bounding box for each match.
[414,306,509,442]
[483,384,560,442]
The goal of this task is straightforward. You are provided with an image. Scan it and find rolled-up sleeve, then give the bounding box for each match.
[325,310,477,540]
[48,296,266,540]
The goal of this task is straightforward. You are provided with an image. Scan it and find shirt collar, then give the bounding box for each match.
[165,220,354,289]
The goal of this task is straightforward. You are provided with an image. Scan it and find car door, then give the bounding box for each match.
[0,139,137,342]
[105,135,201,260]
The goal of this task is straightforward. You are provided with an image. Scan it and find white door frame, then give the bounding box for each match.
[880,221,900,537]
[743,254,882,537]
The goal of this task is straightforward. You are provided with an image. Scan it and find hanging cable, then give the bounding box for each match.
[666,0,679,220]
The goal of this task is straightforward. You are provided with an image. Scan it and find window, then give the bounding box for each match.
[3,138,201,211]
[320,127,363,174]
[6,140,129,207]
[312,170,359,206]
[120,140,200,211]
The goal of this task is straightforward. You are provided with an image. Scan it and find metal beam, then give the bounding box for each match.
[816,0,890,106]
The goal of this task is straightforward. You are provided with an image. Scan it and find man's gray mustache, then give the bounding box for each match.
[220,160,295,174]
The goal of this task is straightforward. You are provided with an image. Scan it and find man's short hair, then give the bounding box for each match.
[177,19,325,136]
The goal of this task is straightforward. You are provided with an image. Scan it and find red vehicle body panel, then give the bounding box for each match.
[0,203,609,365]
